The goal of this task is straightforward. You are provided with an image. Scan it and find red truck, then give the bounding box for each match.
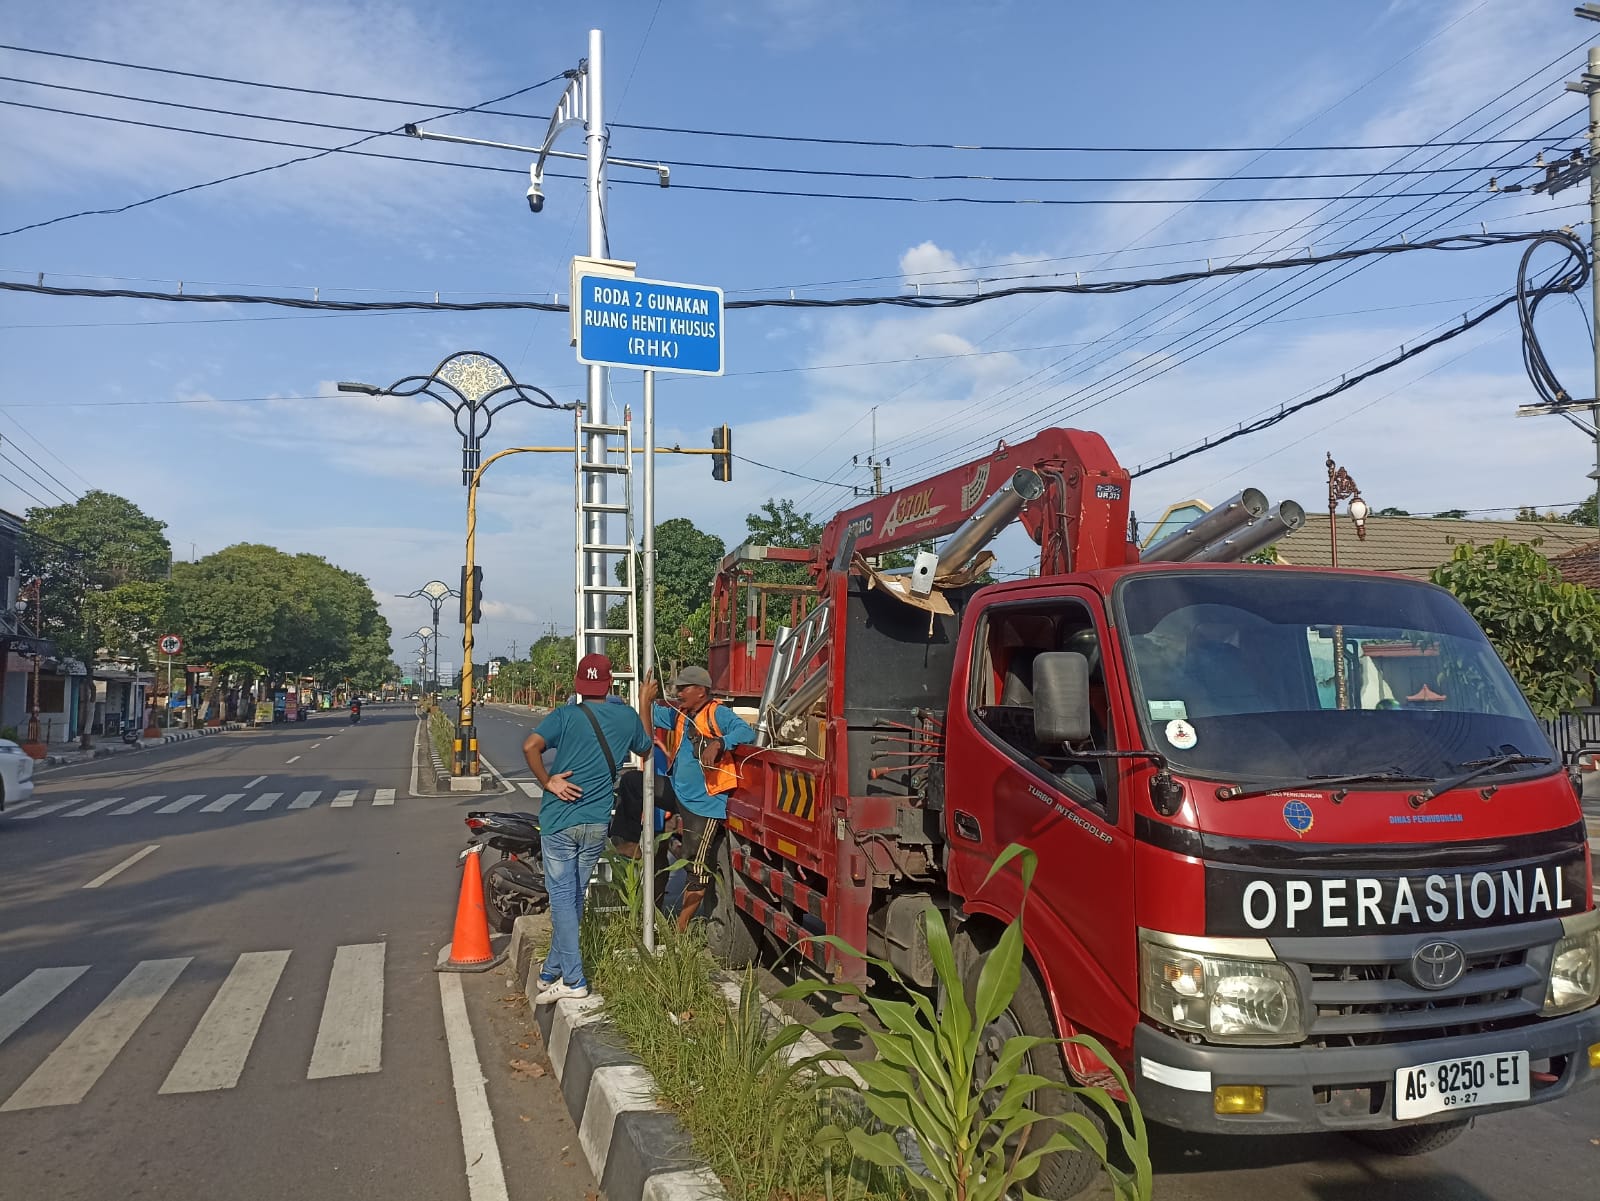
[699,427,1598,1197]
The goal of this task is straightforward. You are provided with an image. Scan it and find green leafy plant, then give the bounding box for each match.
[778,844,1152,1201]
[1431,537,1600,717]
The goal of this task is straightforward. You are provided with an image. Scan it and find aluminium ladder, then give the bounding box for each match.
[573,407,639,698]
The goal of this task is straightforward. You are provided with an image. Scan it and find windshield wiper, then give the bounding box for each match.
[1408,751,1552,808]
[1216,768,1434,803]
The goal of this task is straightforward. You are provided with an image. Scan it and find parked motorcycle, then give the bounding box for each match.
[119,718,143,745]
[463,810,547,931]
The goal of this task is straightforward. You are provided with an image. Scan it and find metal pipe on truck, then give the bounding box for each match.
[1140,488,1268,562]
[1187,500,1306,562]
[755,624,794,746]
[934,469,1047,575]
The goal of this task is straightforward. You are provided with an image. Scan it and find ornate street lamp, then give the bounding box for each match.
[400,581,457,692]
[340,353,574,781]
[1325,453,1371,710]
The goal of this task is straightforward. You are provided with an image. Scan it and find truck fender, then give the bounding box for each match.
[951,911,1126,1098]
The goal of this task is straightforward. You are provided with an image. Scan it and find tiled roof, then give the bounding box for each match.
[1549,539,1600,589]
[1270,515,1596,579]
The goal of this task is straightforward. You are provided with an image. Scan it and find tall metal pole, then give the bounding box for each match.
[1588,44,1600,523]
[583,28,610,657]
[641,369,657,952]
[432,599,441,693]
[458,475,481,779]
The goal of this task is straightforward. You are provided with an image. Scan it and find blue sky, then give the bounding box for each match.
[0,0,1594,669]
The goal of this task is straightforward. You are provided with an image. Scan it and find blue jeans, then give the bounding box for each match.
[540,822,608,988]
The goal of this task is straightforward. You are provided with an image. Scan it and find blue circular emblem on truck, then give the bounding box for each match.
[1282,800,1314,834]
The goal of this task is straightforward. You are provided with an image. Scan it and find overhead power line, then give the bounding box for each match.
[0,73,567,239]
[0,230,1561,312]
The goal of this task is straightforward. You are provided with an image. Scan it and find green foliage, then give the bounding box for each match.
[1516,495,1598,526]
[1431,537,1600,718]
[777,845,1151,1201]
[21,490,171,663]
[83,581,174,667]
[1376,506,1412,517]
[170,544,391,686]
[1432,509,1468,520]
[746,498,824,550]
[428,706,454,765]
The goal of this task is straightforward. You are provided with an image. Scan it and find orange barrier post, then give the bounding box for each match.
[435,843,508,973]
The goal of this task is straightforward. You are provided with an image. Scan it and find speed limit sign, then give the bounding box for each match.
[159,634,184,656]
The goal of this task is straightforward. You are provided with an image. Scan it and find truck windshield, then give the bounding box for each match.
[1115,570,1556,787]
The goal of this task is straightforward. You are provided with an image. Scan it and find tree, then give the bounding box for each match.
[746,498,823,550]
[21,491,171,745]
[1567,494,1598,526]
[1430,538,1600,718]
[1376,506,1411,517]
[1432,509,1468,520]
[611,517,726,675]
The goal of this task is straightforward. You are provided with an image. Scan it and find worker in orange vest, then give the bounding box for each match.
[638,666,755,931]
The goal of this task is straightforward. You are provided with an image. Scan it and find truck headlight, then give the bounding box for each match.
[1543,911,1600,1016]
[1140,932,1306,1045]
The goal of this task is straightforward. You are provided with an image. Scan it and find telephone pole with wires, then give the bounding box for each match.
[1526,6,1600,523]
[853,406,890,496]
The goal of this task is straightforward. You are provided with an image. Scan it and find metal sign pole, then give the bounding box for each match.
[640,368,657,952]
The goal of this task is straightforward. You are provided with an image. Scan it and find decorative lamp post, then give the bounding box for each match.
[401,582,457,692]
[1325,454,1369,710]
[340,353,570,782]
[16,578,42,750]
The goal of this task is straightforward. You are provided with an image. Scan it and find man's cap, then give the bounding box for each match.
[574,653,614,697]
[670,665,714,690]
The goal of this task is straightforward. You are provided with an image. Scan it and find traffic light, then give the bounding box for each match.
[459,565,483,623]
[712,423,732,482]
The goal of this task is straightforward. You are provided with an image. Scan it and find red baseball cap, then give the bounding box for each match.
[574,653,613,697]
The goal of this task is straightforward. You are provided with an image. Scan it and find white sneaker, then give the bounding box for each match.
[533,980,591,1005]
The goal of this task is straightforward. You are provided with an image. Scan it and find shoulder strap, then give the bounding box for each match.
[574,701,619,778]
[701,703,724,738]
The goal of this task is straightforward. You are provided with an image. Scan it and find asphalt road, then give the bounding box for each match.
[0,705,593,1201]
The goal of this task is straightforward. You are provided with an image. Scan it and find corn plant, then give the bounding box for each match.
[776,844,1152,1201]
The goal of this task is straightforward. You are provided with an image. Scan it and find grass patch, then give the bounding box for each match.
[581,865,903,1201]
[427,706,454,765]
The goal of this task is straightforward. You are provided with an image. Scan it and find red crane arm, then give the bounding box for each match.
[816,427,1133,574]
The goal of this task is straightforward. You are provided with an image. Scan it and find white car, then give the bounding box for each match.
[0,738,35,812]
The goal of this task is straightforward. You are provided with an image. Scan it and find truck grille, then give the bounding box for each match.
[1279,925,1554,1047]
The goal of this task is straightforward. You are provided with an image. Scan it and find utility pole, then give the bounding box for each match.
[1568,10,1600,522]
[853,406,889,496]
[508,639,518,662]
[581,28,611,656]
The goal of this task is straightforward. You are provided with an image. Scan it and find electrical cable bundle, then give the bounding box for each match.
[1516,229,1591,410]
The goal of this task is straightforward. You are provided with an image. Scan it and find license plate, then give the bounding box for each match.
[1393,1051,1529,1119]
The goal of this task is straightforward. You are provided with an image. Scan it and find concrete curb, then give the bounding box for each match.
[35,721,248,770]
[511,916,730,1201]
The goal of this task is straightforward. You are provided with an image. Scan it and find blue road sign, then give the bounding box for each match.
[576,273,724,376]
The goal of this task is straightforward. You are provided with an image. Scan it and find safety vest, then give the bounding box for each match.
[668,703,739,796]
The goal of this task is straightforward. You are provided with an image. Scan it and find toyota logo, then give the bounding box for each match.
[1408,941,1467,991]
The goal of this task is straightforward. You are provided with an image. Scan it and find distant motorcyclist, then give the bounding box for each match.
[349,697,363,724]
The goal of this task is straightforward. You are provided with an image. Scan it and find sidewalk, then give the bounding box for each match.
[33,722,248,770]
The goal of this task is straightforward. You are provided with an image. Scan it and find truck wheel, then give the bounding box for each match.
[1346,1119,1470,1157]
[963,951,1106,1201]
[701,844,758,970]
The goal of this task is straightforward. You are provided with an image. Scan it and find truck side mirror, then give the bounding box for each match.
[1032,651,1092,745]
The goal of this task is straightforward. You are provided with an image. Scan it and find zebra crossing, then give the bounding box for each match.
[3,786,399,821]
[0,943,387,1111]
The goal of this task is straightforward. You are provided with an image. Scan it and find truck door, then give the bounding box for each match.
[948,591,1138,1037]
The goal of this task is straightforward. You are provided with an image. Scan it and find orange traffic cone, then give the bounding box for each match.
[435,844,508,973]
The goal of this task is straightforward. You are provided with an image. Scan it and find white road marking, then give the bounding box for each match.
[244,775,267,788]
[62,797,125,817]
[309,742,321,749]
[0,958,190,1111]
[285,755,301,764]
[199,793,245,813]
[82,844,160,889]
[0,967,89,1049]
[110,795,167,815]
[438,972,511,1201]
[330,790,358,808]
[373,788,395,807]
[244,792,283,812]
[156,793,206,814]
[517,781,543,798]
[288,790,321,809]
[306,943,384,1079]
[479,751,514,795]
[11,798,83,819]
[4,795,46,812]
[159,950,290,1094]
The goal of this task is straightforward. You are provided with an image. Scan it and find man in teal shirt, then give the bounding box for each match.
[523,653,649,1003]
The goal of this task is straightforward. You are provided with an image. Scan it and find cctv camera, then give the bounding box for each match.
[526,182,544,214]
